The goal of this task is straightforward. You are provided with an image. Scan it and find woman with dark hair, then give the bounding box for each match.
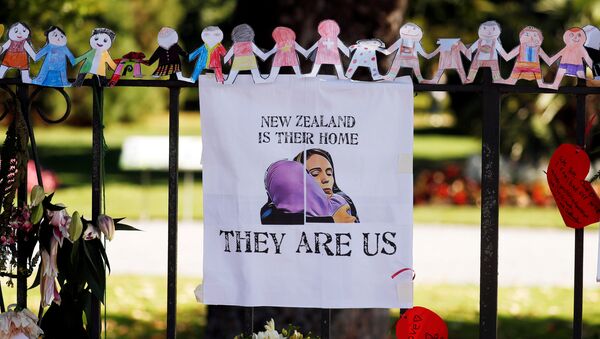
[294,148,360,223]
[260,160,354,224]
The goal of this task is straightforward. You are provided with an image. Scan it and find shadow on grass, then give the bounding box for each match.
[36,145,201,187]
[104,312,600,339]
[445,316,600,339]
[107,312,205,339]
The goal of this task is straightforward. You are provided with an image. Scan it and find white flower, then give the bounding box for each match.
[83,222,100,241]
[252,319,285,339]
[97,214,115,241]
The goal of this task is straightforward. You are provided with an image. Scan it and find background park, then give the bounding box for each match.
[2,0,600,338]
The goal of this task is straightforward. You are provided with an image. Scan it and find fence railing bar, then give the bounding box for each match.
[320,308,330,339]
[16,84,29,310]
[479,70,501,339]
[90,78,104,339]
[167,86,181,339]
[573,78,586,339]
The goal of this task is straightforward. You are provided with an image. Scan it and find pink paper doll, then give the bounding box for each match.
[465,21,509,83]
[545,27,594,90]
[305,19,350,79]
[422,38,470,84]
[345,39,387,80]
[264,26,308,82]
[0,22,36,83]
[223,24,268,84]
[383,23,437,82]
[495,26,552,87]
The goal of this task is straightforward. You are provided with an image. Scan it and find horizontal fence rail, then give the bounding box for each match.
[0,71,597,338]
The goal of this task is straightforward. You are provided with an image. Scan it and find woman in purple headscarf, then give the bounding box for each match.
[260,160,352,224]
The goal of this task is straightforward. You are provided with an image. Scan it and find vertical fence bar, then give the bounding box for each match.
[573,79,586,339]
[320,309,330,339]
[90,80,103,339]
[167,86,180,339]
[479,71,500,339]
[16,84,28,309]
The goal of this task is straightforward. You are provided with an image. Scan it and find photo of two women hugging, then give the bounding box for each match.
[260,148,360,225]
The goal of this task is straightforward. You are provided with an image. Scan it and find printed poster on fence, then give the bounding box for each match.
[199,75,414,308]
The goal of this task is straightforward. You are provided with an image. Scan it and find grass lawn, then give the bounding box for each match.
[3,275,600,338]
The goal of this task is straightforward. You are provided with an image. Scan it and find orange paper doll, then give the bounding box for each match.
[495,26,552,87]
[545,27,593,90]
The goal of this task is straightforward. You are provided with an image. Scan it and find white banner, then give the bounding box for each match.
[199,75,413,308]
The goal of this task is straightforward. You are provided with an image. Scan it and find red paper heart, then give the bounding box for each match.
[396,306,447,339]
[547,144,600,228]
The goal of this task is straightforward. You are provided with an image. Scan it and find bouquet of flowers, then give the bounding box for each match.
[235,319,319,339]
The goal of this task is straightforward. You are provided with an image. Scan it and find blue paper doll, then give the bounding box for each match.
[33,26,75,87]
[189,26,226,83]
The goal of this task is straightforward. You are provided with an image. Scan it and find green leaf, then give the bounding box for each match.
[68,212,83,242]
[97,242,111,274]
[28,265,41,290]
[30,185,45,206]
[71,239,80,267]
[115,222,140,231]
[30,203,43,224]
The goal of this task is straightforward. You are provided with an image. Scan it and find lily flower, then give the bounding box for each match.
[97,214,115,241]
[83,222,100,241]
[48,206,70,247]
[40,239,60,307]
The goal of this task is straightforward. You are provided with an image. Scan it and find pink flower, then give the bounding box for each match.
[83,223,99,241]
[40,239,60,307]
[48,207,70,247]
[97,214,115,241]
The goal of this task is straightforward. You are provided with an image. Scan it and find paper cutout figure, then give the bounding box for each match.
[545,27,593,89]
[305,19,350,79]
[108,51,146,87]
[32,26,75,87]
[396,306,448,339]
[72,28,117,87]
[224,24,268,84]
[0,25,4,39]
[546,144,600,229]
[383,23,436,82]
[465,21,509,83]
[264,26,308,82]
[345,39,386,80]
[583,25,600,80]
[494,26,552,87]
[189,26,227,83]
[147,27,191,82]
[0,22,36,83]
[422,38,470,84]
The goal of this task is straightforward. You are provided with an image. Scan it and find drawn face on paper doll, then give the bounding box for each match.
[201,26,223,47]
[564,28,586,47]
[399,23,423,42]
[89,28,115,51]
[8,23,30,42]
[356,38,385,50]
[232,24,255,43]
[158,27,178,49]
[317,20,340,38]
[519,27,542,47]
[478,21,501,40]
[46,26,67,47]
[519,26,544,47]
[272,27,296,46]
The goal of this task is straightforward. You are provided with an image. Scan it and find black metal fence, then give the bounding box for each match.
[0,70,597,338]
